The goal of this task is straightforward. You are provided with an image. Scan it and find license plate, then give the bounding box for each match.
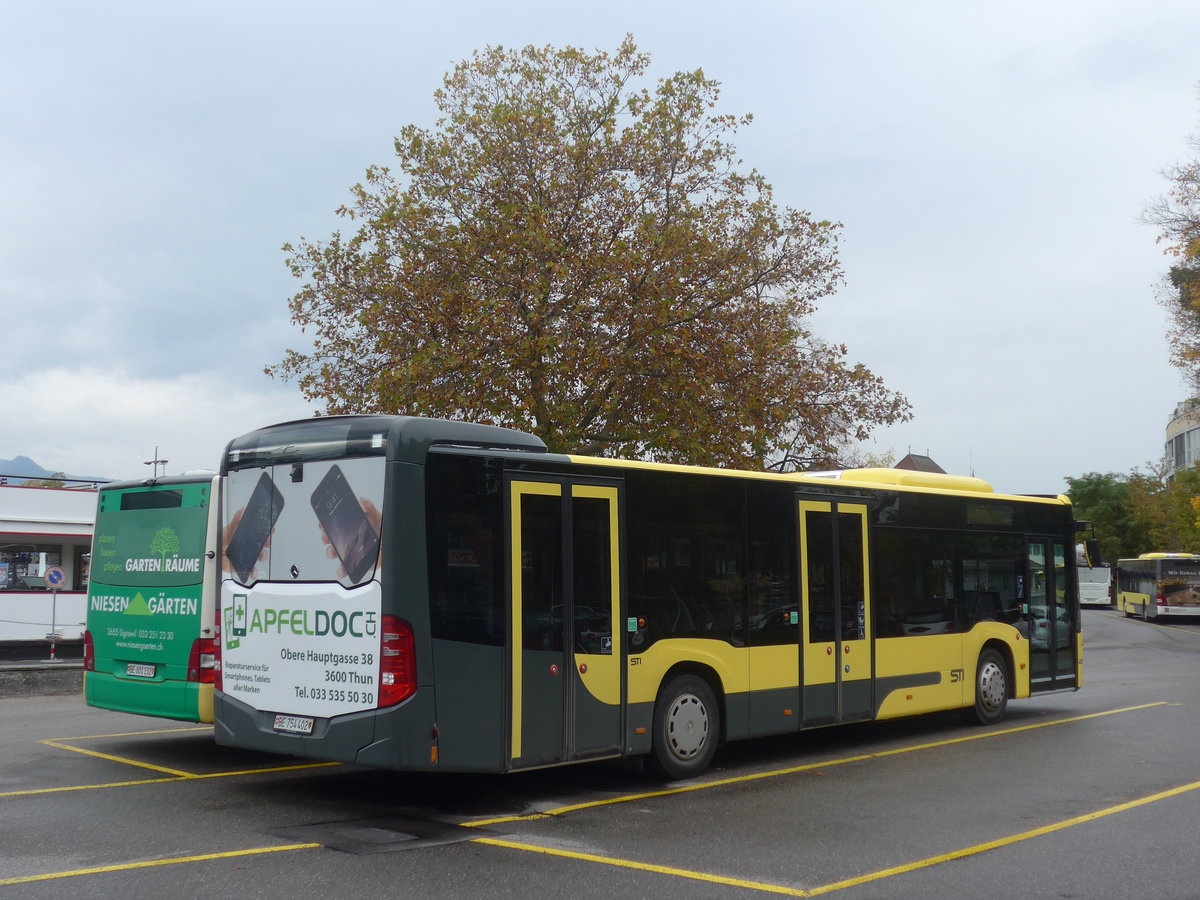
[273,714,314,734]
[125,663,155,678]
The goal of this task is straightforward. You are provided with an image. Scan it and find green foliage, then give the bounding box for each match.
[1065,472,1141,564]
[1066,466,1200,563]
[22,472,66,488]
[270,36,910,469]
[1144,128,1200,378]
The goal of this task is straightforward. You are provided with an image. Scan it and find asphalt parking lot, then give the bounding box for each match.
[3,609,1199,899]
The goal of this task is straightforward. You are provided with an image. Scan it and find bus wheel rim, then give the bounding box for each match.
[666,692,709,759]
[978,660,1006,711]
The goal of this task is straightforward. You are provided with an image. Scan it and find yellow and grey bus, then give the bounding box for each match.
[1116,553,1200,621]
[213,416,1081,779]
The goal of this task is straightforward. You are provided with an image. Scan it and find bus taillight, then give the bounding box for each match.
[188,637,217,684]
[82,630,95,672]
[213,623,223,691]
[1157,593,1168,607]
[379,615,416,707]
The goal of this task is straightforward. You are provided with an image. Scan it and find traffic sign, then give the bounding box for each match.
[43,565,67,590]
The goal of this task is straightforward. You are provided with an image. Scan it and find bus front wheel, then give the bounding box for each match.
[649,674,719,780]
[963,648,1008,726]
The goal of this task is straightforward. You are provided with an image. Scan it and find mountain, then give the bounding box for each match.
[0,456,112,485]
[0,456,54,478]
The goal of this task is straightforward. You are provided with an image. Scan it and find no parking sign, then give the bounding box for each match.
[43,565,66,590]
[42,564,67,660]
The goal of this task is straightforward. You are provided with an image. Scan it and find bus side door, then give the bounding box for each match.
[1027,536,1077,692]
[509,478,623,769]
[800,499,873,726]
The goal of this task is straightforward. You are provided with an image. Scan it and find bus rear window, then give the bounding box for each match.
[225,416,392,471]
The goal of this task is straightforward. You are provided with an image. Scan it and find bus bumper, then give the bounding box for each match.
[85,670,212,723]
[214,688,440,771]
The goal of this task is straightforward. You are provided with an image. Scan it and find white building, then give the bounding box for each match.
[0,483,97,646]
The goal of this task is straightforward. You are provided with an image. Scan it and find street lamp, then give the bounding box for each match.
[144,447,168,478]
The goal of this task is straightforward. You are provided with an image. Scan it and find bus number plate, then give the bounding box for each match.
[125,663,155,678]
[273,714,314,735]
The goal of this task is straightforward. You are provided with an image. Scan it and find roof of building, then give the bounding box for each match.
[895,453,946,474]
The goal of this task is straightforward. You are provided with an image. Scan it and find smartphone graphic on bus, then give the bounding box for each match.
[225,471,283,583]
[310,465,380,584]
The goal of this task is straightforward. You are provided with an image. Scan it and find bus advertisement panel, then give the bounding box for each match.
[1116,553,1200,620]
[218,456,385,732]
[84,476,219,722]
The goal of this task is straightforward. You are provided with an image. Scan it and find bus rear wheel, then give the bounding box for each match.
[962,648,1008,725]
[649,674,719,780]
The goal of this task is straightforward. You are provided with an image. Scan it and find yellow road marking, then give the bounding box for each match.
[474,774,1200,897]
[1,776,183,798]
[0,844,321,887]
[37,726,213,776]
[0,761,340,798]
[808,777,1200,895]
[40,739,198,777]
[1,701,1186,892]
[467,702,1169,826]
[472,837,814,896]
[47,726,211,741]
[1098,610,1200,636]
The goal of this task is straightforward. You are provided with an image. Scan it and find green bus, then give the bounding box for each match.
[213,416,1082,779]
[83,475,220,722]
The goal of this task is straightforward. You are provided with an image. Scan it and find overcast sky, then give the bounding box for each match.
[2,0,1197,493]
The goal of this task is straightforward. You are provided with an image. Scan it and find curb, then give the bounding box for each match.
[0,661,84,697]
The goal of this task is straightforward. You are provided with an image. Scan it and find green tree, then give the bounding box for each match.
[271,37,910,469]
[1144,125,1200,378]
[1065,471,1145,564]
[23,471,66,488]
[1124,463,1200,553]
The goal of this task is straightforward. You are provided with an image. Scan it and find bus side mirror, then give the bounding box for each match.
[1084,538,1102,567]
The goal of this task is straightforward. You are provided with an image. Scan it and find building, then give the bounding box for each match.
[1165,399,1200,476]
[894,453,947,474]
[0,482,98,653]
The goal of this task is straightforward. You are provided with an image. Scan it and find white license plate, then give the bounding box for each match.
[273,714,314,734]
[125,663,155,678]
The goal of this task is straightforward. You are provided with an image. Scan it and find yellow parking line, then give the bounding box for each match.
[39,739,197,777]
[0,761,340,799]
[468,702,1169,827]
[1098,611,1200,636]
[48,726,211,741]
[0,843,322,887]
[474,774,1200,896]
[472,837,814,896]
[809,777,1200,895]
[0,776,183,798]
[37,726,212,776]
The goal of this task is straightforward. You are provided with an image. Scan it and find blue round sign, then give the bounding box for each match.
[44,565,67,590]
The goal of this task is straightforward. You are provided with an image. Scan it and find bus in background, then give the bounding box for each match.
[213,416,1081,780]
[83,475,220,722]
[1116,553,1200,621]
[1077,565,1112,607]
[1076,544,1112,608]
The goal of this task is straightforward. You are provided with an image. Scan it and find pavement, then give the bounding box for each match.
[0,659,83,697]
